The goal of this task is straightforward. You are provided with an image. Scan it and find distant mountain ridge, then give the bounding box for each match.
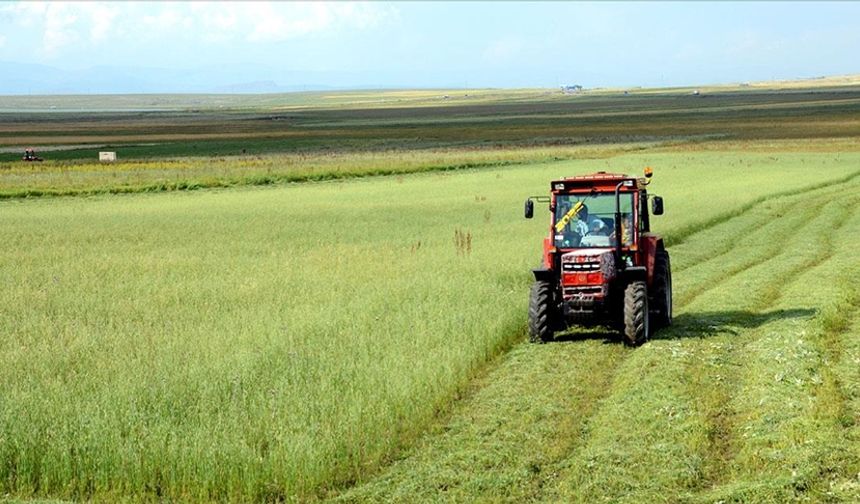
[0,61,373,95]
[2,60,858,96]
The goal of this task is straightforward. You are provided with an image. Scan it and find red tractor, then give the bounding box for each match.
[524,168,672,346]
[22,148,43,162]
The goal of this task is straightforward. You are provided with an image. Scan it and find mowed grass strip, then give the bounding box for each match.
[549,185,860,502]
[333,339,626,503]
[824,297,860,500]
[334,169,860,503]
[1,151,859,501]
[695,202,860,503]
[669,176,860,304]
[676,196,858,500]
[665,184,859,494]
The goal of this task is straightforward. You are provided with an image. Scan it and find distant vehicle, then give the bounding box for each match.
[22,148,43,162]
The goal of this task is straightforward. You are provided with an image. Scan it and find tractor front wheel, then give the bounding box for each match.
[528,281,557,343]
[623,281,649,346]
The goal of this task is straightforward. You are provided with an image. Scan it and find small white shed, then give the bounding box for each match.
[99,151,117,162]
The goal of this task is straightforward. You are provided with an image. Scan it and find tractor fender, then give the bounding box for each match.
[640,234,665,287]
[532,268,556,282]
[541,237,554,269]
[620,266,647,283]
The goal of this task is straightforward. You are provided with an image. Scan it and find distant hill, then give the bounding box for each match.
[0,61,366,95]
[746,74,860,89]
[4,59,859,97]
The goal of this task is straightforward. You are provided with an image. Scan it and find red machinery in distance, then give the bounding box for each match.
[22,148,43,162]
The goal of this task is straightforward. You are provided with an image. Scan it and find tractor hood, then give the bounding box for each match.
[562,248,614,262]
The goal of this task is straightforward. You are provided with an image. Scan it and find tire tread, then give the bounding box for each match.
[623,281,648,346]
[528,281,556,343]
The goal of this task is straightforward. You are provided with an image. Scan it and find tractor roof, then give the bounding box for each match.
[551,171,646,192]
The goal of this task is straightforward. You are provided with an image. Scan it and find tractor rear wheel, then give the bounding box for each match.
[623,281,649,346]
[528,280,557,343]
[651,250,673,329]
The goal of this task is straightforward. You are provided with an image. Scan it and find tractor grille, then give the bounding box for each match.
[562,261,600,272]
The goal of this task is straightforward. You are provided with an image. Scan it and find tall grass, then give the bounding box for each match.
[1,151,859,501]
[0,143,649,199]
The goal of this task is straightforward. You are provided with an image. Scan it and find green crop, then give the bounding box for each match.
[2,149,859,502]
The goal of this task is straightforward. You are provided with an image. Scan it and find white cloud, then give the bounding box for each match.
[87,3,119,43]
[0,1,47,25]
[189,2,395,43]
[726,31,783,59]
[247,3,332,42]
[1,1,122,55]
[142,8,189,31]
[42,3,80,55]
[0,1,396,59]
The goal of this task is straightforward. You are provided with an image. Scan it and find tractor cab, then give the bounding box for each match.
[523,168,671,346]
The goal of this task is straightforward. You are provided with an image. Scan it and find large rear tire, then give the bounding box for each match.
[528,281,557,343]
[623,281,649,346]
[651,250,673,329]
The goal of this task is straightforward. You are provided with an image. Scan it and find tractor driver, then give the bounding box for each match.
[574,205,607,237]
[558,203,607,247]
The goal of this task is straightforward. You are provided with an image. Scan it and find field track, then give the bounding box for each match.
[336,178,860,502]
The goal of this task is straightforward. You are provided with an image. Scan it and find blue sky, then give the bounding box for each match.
[0,1,858,92]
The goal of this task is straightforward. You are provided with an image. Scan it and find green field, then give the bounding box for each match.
[1,84,859,502]
[2,82,860,201]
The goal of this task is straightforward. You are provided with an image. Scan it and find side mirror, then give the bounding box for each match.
[652,196,664,216]
[524,199,534,219]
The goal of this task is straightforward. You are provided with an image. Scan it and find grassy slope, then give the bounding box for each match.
[1,150,859,501]
[336,167,860,503]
